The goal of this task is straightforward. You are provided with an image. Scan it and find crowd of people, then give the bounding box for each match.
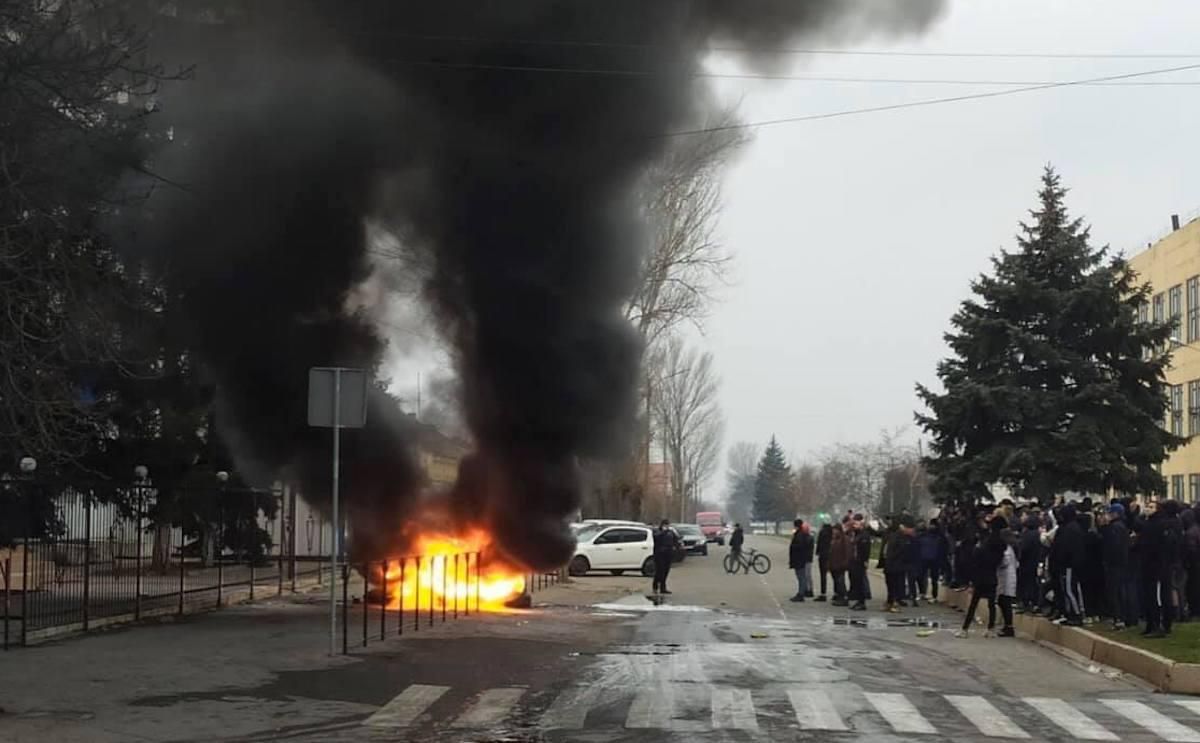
[786,496,1200,639]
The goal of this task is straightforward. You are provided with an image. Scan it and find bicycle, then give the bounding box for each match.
[723,548,771,575]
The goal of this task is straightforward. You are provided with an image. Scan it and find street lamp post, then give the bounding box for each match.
[133,465,149,620]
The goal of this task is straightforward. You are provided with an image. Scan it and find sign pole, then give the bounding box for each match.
[330,368,341,656]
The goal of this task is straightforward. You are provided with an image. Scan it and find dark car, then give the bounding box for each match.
[672,523,709,556]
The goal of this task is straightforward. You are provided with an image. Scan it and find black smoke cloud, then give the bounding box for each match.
[123,0,944,570]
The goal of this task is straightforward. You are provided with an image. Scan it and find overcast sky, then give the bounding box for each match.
[700,0,1200,474]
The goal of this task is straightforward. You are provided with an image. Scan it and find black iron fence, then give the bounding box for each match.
[346,555,565,654]
[2,481,328,649]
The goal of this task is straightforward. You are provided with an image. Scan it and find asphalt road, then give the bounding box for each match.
[4,535,1200,743]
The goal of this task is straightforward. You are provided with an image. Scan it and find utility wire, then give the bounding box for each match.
[346,30,1200,61]
[406,59,1200,87]
[660,62,1200,138]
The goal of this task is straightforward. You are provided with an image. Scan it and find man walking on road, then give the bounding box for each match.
[652,520,678,595]
[789,519,814,602]
[815,522,833,602]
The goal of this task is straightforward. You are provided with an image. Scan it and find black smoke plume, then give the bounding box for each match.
[123,0,944,570]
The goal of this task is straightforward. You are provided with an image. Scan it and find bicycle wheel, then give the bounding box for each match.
[752,553,772,574]
[723,552,738,574]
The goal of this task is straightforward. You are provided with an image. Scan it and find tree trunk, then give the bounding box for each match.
[150,523,172,574]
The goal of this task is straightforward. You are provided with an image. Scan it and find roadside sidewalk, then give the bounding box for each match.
[0,578,632,743]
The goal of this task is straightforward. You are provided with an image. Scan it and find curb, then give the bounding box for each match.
[940,586,1200,695]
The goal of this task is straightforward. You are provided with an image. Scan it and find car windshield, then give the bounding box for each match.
[574,525,604,542]
[675,525,702,536]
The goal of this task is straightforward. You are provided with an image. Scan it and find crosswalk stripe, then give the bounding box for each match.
[1025,698,1118,741]
[541,685,603,730]
[364,684,450,728]
[626,684,675,729]
[1108,700,1200,742]
[1177,700,1200,718]
[787,688,848,731]
[711,688,758,731]
[945,695,1030,739]
[452,687,526,728]
[865,692,937,734]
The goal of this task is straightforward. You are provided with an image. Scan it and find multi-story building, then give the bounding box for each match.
[1129,215,1200,503]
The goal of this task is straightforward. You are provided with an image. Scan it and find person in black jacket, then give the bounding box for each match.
[788,519,815,602]
[955,517,1007,638]
[729,524,745,557]
[1049,503,1086,626]
[1100,504,1135,629]
[652,520,679,595]
[1016,516,1043,613]
[883,517,915,612]
[1140,501,1183,637]
[848,515,872,611]
[815,523,833,602]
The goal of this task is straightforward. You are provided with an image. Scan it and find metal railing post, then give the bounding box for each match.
[453,554,459,620]
[341,562,349,655]
[277,509,284,596]
[362,564,368,648]
[4,556,10,650]
[380,560,387,641]
[428,557,435,629]
[216,497,224,608]
[441,556,448,624]
[474,553,480,613]
[21,516,29,646]
[82,495,91,631]
[179,522,186,615]
[134,490,143,621]
[397,559,404,637]
[413,557,420,633]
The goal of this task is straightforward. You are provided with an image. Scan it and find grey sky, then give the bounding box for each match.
[703,0,1200,470]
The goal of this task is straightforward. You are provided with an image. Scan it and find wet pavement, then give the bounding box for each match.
[2,536,1195,742]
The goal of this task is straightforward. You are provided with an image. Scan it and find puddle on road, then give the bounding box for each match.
[592,595,712,613]
[830,616,941,630]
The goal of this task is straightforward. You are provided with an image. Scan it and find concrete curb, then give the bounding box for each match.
[939,586,1200,695]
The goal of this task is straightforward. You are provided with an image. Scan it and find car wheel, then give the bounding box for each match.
[568,555,590,577]
[641,557,655,577]
[610,570,625,576]
[717,538,725,546]
[701,546,708,557]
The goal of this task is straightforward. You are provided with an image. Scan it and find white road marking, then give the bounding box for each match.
[1025,698,1118,741]
[1178,700,1200,718]
[946,695,1030,739]
[865,692,937,734]
[787,688,848,731]
[363,684,449,728]
[711,688,758,731]
[452,687,526,728]
[541,684,604,730]
[1108,700,1200,742]
[626,683,676,729]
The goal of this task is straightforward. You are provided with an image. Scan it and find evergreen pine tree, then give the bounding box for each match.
[917,167,1184,505]
[753,436,792,520]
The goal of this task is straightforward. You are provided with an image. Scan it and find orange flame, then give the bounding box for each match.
[383,528,527,613]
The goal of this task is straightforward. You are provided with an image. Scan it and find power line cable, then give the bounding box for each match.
[660,62,1200,138]
[404,59,1200,87]
[347,30,1200,61]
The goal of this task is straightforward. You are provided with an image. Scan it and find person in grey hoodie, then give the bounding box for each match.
[996,520,1018,637]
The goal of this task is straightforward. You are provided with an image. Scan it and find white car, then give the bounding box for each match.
[569,524,655,577]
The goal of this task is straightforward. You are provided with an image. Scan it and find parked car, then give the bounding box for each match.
[568,525,656,577]
[696,511,727,545]
[672,523,708,556]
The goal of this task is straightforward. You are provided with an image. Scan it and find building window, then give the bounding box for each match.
[1170,285,1184,342]
[1174,474,1186,500]
[1172,384,1184,436]
[1190,474,1200,504]
[1154,292,1165,324]
[1188,277,1200,342]
[1191,381,1200,435]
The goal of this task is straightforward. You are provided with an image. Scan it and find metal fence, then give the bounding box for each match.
[346,556,565,655]
[2,482,328,649]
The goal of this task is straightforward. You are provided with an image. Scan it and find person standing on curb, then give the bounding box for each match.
[788,519,814,602]
[848,514,871,611]
[996,517,1018,637]
[956,517,1006,638]
[1100,504,1134,630]
[1017,515,1043,614]
[829,518,853,606]
[815,521,833,602]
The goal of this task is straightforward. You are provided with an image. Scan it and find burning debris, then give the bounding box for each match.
[119,1,945,577]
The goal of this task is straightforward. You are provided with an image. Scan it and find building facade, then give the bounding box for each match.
[1129,216,1200,503]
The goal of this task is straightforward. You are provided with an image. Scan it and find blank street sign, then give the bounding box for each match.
[307,367,368,428]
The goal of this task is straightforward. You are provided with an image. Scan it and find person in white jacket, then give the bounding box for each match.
[997,529,1019,637]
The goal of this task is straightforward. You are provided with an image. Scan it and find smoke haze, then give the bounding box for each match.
[123,0,945,569]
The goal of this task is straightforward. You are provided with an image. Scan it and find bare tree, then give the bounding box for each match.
[626,114,746,348]
[651,335,723,522]
[723,440,757,524]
